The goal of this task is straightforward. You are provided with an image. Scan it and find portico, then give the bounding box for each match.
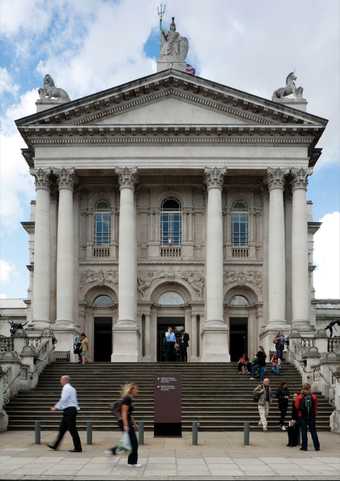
[16,18,327,362]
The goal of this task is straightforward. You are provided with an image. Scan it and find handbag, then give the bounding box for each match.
[116,432,132,454]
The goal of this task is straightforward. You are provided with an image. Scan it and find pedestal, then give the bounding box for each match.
[111,325,140,362]
[201,325,230,362]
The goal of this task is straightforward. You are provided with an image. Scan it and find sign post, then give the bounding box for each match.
[154,374,182,437]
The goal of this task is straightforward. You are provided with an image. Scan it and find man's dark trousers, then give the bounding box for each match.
[52,407,82,450]
[300,418,320,450]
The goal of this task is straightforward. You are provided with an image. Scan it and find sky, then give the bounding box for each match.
[0,0,339,300]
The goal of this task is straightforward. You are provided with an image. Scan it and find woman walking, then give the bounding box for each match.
[110,383,141,467]
[80,333,89,365]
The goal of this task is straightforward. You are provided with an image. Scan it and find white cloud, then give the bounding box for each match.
[0,67,18,96]
[0,293,8,299]
[314,212,340,299]
[0,0,52,37]
[0,259,16,283]
[0,90,36,230]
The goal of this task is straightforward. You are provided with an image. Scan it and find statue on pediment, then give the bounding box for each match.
[38,74,70,103]
[157,5,189,72]
[272,72,304,100]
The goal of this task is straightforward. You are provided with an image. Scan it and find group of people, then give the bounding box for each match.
[253,378,320,451]
[164,327,189,362]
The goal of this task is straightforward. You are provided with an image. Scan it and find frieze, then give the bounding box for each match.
[80,269,118,288]
[26,133,316,146]
[137,271,205,298]
[224,270,263,291]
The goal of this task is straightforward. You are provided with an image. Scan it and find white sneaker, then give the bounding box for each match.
[128,463,142,468]
[263,427,268,431]
[258,421,262,426]
[281,426,286,431]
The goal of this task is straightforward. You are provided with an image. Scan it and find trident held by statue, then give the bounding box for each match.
[157,3,166,28]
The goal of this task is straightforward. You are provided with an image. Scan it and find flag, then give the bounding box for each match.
[185,64,196,75]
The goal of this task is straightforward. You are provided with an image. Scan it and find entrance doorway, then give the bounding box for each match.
[157,317,185,362]
[229,317,248,362]
[94,317,112,362]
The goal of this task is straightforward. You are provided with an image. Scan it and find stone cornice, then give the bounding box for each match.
[21,125,317,146]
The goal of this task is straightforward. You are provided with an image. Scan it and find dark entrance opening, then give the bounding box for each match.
[229,317,248,362]
[157,317,185,362]
[94,317,112,362]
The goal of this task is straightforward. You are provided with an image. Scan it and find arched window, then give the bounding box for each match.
[93,295,113,307]
[231,200,248,247]
[95,200,111,246]
[160,198,182,246]
[229,295,249,307]
[159,292,185,306]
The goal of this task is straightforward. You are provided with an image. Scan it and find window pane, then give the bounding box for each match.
[95,212,111,245]
[232,213,248,247]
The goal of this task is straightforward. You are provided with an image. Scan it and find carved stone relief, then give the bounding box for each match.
[80,269,118,290]
[224,270,263,293]
[137,270,205,298]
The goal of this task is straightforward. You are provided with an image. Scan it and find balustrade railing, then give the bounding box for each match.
[0,336,14,353]
[232,246,249,258]
[93,245,110,257]
[328,337,340,353]
[160,246,181,257]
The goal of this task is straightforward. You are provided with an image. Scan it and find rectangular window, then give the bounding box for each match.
[161,211,182,245]
[232,213,248,246]
[95,213,111,245]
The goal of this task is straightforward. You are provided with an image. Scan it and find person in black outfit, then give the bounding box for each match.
[251,346,266,382]
[276,381,290,431]
[48,375,82,452]
[110,383,141,467]
[287,390,301,447]
[181,331,190,362]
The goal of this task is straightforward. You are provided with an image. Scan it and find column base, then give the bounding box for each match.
[28,320,51,330]
[53,325,80,362]
[201,324,230,362]
[111,324,139,363]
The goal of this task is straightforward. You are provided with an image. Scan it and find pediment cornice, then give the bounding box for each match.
[16,69,327,129]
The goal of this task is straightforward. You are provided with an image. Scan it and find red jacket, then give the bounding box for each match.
[294,393,318,418]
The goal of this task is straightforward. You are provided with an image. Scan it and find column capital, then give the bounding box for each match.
[55,168,76,191]
[116,167,138,189]
[30,168,51,191]
[290,167,310,191]
[204,167,226,190]
[266,167,286,191]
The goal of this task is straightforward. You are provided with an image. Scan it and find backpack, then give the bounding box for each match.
[111,399,123,419]
[73,342,82,355]
[300,394,313,418]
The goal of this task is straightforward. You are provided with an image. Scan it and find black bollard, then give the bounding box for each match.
[138,420,144,445]
[86,421,92,445]
[192,420,199,445]
[34,420,41,444]
[244,421,250,446]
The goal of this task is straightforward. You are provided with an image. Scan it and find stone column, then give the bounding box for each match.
[202,168,229,362]
[56,168,76,329]
[291,168,311,331]
[32,169,51,328]
[112,167,139,362]
[267,168,287,329]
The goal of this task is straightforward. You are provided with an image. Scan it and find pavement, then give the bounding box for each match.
[0,430,340,480]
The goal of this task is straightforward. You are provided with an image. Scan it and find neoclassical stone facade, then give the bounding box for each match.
[15,63,328,362]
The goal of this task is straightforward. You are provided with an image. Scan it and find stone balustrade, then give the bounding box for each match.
[0,329,56,431]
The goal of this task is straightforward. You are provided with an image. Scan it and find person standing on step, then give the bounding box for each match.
[254,377,272,431]
[80,332,89,365]
[295,383,320,451]
[48,375,82,452]
[276,381,290,431]
[109,383,141,467]
[251,346,266,382]
[181,331,190,362]
[165,327,176,362]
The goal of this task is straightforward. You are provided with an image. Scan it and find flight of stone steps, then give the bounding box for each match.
[6,361,332,431]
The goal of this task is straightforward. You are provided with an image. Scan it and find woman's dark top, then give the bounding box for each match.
[256,350,267,366]
[276,387,290,406]
[121,395,134,426]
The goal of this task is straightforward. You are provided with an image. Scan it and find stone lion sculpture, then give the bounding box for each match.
[38,74,70,102]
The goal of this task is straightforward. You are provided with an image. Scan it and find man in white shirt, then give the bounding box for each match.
[48,375,82,452]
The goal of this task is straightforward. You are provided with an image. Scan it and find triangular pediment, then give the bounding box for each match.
[16,69,327,130]
[95,97,248,125]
